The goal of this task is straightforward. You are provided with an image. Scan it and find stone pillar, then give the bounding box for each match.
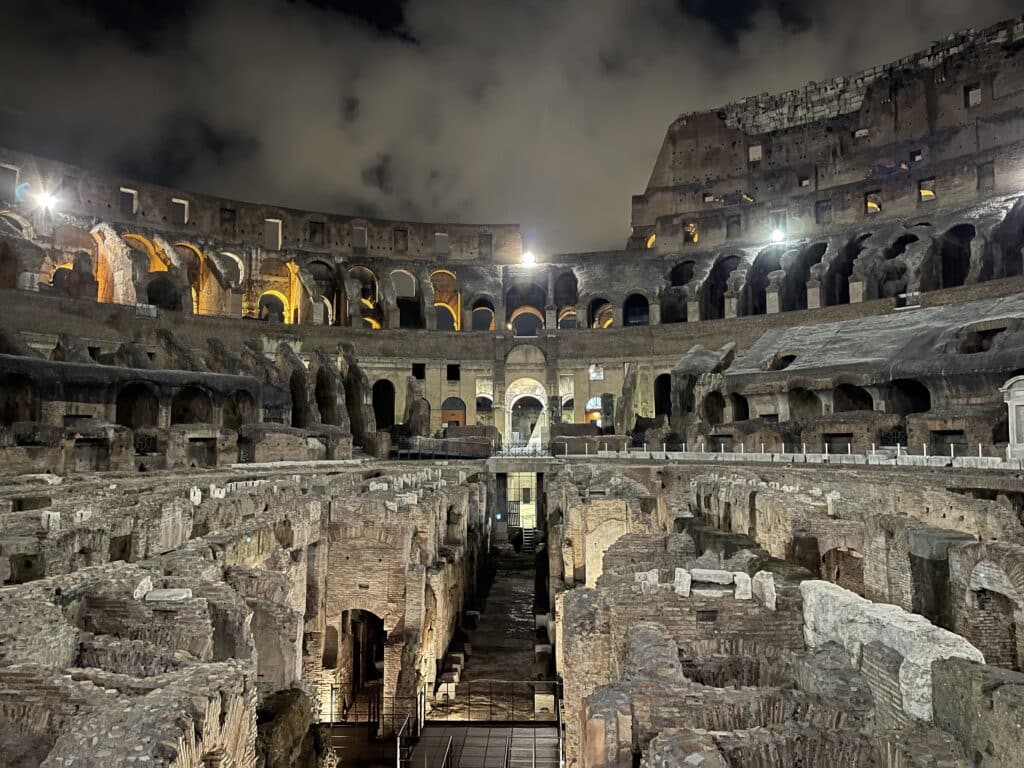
[766,288,780,314]
[1001,376,1024,458]
[228,291,244,319]
[687,298,700,322]
[545,304,557,330]
[724,295,738,319]
[648,302,661,325]
[612,305,624,327]
[462,306,474,332]
[849,279,865,304]
[806,280,821,310]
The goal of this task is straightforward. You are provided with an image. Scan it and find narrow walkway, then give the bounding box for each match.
[461,548,539,681]
[411,725,559,768]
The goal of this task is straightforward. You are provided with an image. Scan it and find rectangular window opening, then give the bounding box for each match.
[478,232,493,258]
[393,228,408,252]
[815,200,833,226]
[446,364,461,382]
[220,207,237,235]
[309,220,325,246]
[798,176,810,188]
[412,363,426,380]
[119,187,139,217]
[171,198,189,225]
[978,162,995,193]
[748,145,763,163]
[964,84,982,108]
[726,215,742,240]
[702,191,715,203]
[435,232,450,255]
[352,225,368,249]
[264,218,283,250]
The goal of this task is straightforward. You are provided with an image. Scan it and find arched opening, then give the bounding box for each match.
[561,397,574,422]
[654,374,672,417]
[823,235,868,306]
[371,379,395,429]
[309,260,344,326]
[392,269,424,329]
[342,609,386,700]
[511,396,544,443]
[146,275,182,311]
[702,392,725,426]
[700,255,740,320]
[115,382,158,430]
[316,370,341,427]
[349,266,382,329]
[739,249,783,316]
[662,261,695,324]
[889,379,931,415]
[554,272,578,328]
[258,291,288,323]
[832,384,873,413]
[623,293,650,326]
[968,586,1020,670]
[223,390,256,430]
[510,306,544,337]
[730,393,750,421]
[788,388,822,421]
[430,270,461,331]
[506,283,546,333]
[471,298,495,331]
[932,224,976,291]
[441,396,466,427]
[585,396,603,426]
[289,371,312,428]
[875,235,916,300]
[323,626,339,670]
[0,374,40,426]
[821,547,865,594]
[170,386,213,425]
[587,297,614,328]
[781,243,826,311]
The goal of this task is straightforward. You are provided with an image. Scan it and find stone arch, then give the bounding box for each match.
[441,396,466,427]
[170,385,213,425]
[730,393,750,421]
[920,224,976,292]
[662,260,696,323]
[832,384,873,413]
[506,282,546,332]
[349,265,383,328]
[510,305,545,336]
[471,296,496,331]
[554,271,578,328]
[430,269,460,331]
[738,248,783,316]
[823,234,870,306]
[315,368,342,427]
[289,370,313,428]
[954,544,1024,671]
[146,274,183,311]
[622,293,650,326]
[889,379,930,415]
[781,242,827,311]
[258,290,289,323]
[391,268,424,329]
[587,297,614,328]
[702,391,725,426]
[700,254,741,320]
[505,377,547,444]
[115,382,159,429]
[223,390,257,430]
[821,547,865,594]
[0,373,40,426]
[371,379,396,429]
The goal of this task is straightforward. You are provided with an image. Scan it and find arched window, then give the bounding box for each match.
[588,298,614,328]
[924,224,975,291]
[258,291,288,323]
[510,307,544,337]
[554,272,578,327]
[506,283,546,332]
[823,235,869,306]
[623,294,650,326]
[441,396,467,427]
[832,384,873,412]
[170,386,213,425]
[730,393,749,421]
[223,390,256,429]
[739,249,783,316]
[781,243,826,311]
[392,269,423,329]
[788,388,822,421]
[702,391,725,426]
[889,379,930,415]
[662,261,695,323]
[700,255,740,320]
[431,270,461,331]
[471,298,495,331]
[147,275,182,311]
[116,382,159,429]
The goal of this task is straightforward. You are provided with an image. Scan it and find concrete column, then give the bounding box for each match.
[545,305,557,330]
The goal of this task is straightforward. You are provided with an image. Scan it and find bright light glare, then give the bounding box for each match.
[770,229,785,243]
[522,250,536,266]
[36,191,58,210]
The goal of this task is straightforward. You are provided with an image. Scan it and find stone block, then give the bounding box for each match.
[144,588,193,602]
[752,571,776,610]
[132,576,154,600]
[635,569,659,585]
[733,572,752,600]
[689,568,733,585]
[673,568,692,597]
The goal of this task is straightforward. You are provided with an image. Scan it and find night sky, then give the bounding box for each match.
[1,0,1017,252]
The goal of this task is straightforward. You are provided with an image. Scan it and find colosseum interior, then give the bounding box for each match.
[4,11,1024,768]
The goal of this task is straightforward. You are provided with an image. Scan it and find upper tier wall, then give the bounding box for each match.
[632,16,1024,253]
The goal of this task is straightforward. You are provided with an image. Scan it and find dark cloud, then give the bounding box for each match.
[0,0,1017,252]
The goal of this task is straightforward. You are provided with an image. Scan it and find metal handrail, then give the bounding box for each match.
[437,736,454,768]
[396,714,412,768]
[428,678,560,723]
[503,733,512,768]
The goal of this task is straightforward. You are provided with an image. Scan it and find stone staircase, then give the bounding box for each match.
[521,528,537,553]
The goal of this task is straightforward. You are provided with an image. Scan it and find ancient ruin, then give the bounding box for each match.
[4,12,1024,768]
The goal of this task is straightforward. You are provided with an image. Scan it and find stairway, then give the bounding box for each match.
[521,528,537,553]
[507,727,560,768]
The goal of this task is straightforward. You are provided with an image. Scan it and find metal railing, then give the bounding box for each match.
[503,734,513,768]
[327,683,422,737]
[437,737,454,768]
[506,500,521,527]
[492,443,552,458]
[428,679,560,723]
[396,715,414,768]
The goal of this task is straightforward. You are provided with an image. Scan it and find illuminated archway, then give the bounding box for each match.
[471,297,496,331]
[504,377,548,445]
[258,290,290,323]
[430,269,461,331]
[510,305,545,336]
